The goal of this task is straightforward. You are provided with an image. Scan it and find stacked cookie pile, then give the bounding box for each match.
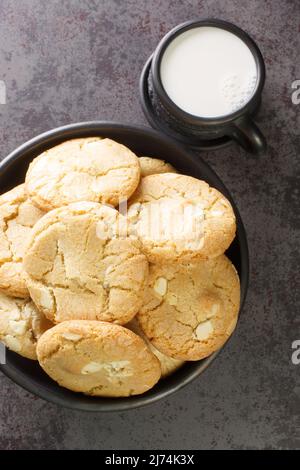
[0,137,240,397]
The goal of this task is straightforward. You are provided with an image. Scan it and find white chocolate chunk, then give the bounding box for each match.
[81,360,132,377]
[9,320,27,335]
[154,277,167,296]
[61,332,82,341]
[96,220,110,240]
[193,321,214,341]
[81,361,105,375]
[39,289,54,310]
[105,265,114,276]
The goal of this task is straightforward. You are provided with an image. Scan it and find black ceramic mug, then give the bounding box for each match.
[140,19,266,155]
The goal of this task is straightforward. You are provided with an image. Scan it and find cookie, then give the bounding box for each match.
[137,255,240,361]
[23,202,148,325]
[128,173,236,263]
[25,137,141,211]
[0,184,45,297]
[127,318,184,378]
[37,320,161,396]
[0,291,52,360]
[139,156,177,177]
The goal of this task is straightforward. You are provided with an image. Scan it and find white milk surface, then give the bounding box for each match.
[160,27,257,118]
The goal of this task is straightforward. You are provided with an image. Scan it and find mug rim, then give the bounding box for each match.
[151,18,266,126]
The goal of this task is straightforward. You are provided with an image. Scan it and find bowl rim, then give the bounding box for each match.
[0,121,249,411]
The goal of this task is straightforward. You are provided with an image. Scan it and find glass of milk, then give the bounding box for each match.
[147,19,266,155]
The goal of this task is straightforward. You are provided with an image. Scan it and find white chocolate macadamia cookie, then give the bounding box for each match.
[137,255,240,361]
[128,173,236,263]
[139,156,177,177]
[37,320,161,396]
[0,291,52,360]
[0,184,45,297]
[23,202,148,325]
[25,137,141,210]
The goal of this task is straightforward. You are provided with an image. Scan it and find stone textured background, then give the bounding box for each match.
[0,0,299,450]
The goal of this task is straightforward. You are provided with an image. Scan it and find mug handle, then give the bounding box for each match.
[231,116,267,155]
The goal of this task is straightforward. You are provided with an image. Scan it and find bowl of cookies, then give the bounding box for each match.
[0,122,248,411]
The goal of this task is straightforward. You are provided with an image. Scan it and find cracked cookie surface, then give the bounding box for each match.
[0,184,45,297]
[137,255,240,361]
[37,320,161,396]
[127,318,184,378]
[127,173,236,263]
[0,291,52,360]
[23,202,148,324]
[139,156,177,177]
[25,137,141,211]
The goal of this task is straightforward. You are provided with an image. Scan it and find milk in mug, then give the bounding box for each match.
[160,26,258,118]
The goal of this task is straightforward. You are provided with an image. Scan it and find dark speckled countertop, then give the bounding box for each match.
[0,0,299,450]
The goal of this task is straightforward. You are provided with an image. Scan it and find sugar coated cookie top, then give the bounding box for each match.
[137,255,240,361]
[23,202,148,324]
[0,184,45,297]
[128,173,236,262]
[0,291,52,360]
[25,137,141,210]
[37,320,161,396]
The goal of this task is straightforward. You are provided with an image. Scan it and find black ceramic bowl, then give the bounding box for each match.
[0,122,249,411]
